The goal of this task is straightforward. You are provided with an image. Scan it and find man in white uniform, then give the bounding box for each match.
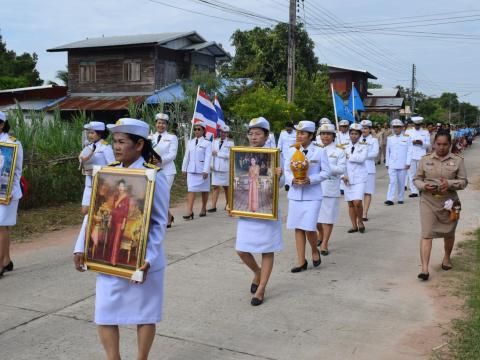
[385,119,413,205]
[277,121,297,168]
[405,116,430,197]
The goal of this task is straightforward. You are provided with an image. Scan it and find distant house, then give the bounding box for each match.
[364,88,405,120]
[327,65,377,99]
[47,31,230,120]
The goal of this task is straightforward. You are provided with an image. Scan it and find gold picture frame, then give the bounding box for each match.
[0,142,19,205]
[83,167,156,280]
[228,146,279,220]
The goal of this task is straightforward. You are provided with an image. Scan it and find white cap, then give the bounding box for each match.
[155,113,169,122]
[220,124,230,132]
[319,117,331,125]
[349,123,362,132]
[249,117,270,131]
[317,123,336,134]
[391,119,404,127]
[411,116,424,124]
[107,118,150,139]
[339,119,350,126]
[84,121,106,131]
[360,119,372,127]
[294,120,316,133]
[0,111,5,122]
[194,120,207,129]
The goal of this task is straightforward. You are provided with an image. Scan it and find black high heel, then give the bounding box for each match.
[251,297,263,306]
[167,216,175,228]
[250,283,259,294]
[4,261,13,272]
[199,211,207,217]
[291,260,308,273]
[313,250,321,267]
[418,272,430,281]
[183,213,194,220]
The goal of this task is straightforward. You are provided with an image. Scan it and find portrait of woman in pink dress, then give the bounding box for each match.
[108,180,130,266]
[248,158,260,212]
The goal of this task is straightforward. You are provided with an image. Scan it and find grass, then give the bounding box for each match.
[432,229,480,359]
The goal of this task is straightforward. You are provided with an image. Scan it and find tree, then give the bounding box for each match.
[0,34,42,89]
[295,68,333,121]
[368,82,383,89]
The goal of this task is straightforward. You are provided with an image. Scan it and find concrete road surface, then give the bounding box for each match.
[1,140,479,360]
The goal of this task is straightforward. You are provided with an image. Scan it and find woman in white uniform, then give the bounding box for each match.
[314,117,332,145]
[359,119,379,221]
[342,123,368,233]
[285,121,330,272]
[150,113,178,227]
[74,118,169,360]
[316,124,346,255]
[79,121,115,215]
[208,124,234,212]
[0,111,23,277]
[182,121,212,219]
[235,117,283,306]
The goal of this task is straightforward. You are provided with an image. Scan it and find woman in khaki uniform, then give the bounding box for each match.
[413,130,468,281]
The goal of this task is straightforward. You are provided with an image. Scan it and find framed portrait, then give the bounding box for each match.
[83,167,156,280]
[0,142,19,205]
[228,146,280,220]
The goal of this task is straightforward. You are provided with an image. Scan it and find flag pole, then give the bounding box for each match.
[331,83,339,131]
[189,85,200,141]
[352,82,356,123]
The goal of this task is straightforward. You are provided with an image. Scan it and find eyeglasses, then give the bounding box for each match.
[194,128,202,131]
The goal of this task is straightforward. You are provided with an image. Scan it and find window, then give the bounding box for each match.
[79,62,96,83]
[123,60,141,82]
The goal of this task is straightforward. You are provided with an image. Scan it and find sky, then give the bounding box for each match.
[1,0,479,106]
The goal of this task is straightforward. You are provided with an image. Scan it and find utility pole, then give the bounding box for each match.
[287,0,297,103]
[410,64,416,113]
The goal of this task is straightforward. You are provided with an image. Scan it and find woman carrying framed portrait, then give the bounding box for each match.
[0,111,23,278]
[234,117,283,307]
[73,118,169,360]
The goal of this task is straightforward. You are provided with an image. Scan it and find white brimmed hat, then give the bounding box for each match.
[295,120,316,133]
[391,119,404,127]
[107,118,150,139]
[349,123,362,132]
[319,117,331,125]
[339,119,350,126]
[249,117,270,131]
[155,113,169,122]
[194,120,207,129]
[84,121,106,131]
[220,124,230,132]
[317,123,336,134]
[0,111,5,122]
[360,119,372,127]
[411,116,424,124]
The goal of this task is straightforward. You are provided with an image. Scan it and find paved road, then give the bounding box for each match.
[1,141,479,360]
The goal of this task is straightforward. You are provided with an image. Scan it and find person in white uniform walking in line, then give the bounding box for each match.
[359,119,379,221]
[384,119,413,205]
[208,124,234,212]
[342,123,368,233]
[337,119,351,195]
[277,121,296,191]
[314,118,332,146]
[285,121,330,272]
[0,111,23,278]
[182,121,212,219]
[405,116,430,197]
[150,113,178,227]
[73,118,169,360]
[234,117,283,306]
[79,121,115,215]
[316,123,346,255]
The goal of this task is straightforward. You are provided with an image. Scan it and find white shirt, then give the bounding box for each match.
[211,137,234,172]
[321,143,346,197]
[359,134,379,174]
[265,133,276,148]
[405,127,430,160]
[337,131,350,147]
[277,129,297,156]
[386,134,412,169]
[182,137,212,174]
[151,131,178,176]
[343,141,368,184]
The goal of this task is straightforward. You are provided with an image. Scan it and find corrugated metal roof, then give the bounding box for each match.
[146,83,185,104]
[47,32,203,52]
[368,88,400,97]
[364,97,404,109]
[0,85,63,93]
[49,95,147,111]
[327,65,377,80]
[0,100,57,111]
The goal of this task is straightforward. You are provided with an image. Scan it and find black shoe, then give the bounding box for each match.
[317,239,323,247]
[167,216,174,228]
[251,297,263,306]
[4,261,13,272]
[313,251,321,267]
[398,201,404,204]
[384,201,394,206]
[250,283,259,294]
[207,208,217,213]
[362,217,368,222]
[0,267,4,278]
[340,190,344,195]
[183,213,194,220]
[284,185,290,191]
[199,211,207,217]
[441,263,452,271]
[291,260,308,273]
[359,226,366,233]
[347,228,358,233]
[409,194,419,198]
[320,250,329,256]
[418,272,430,281]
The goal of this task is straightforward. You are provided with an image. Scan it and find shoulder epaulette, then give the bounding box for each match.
[101,140,108,145]
[8,135,16,142]
[316,144,325,148]
[108,161,120,167]
[453,153,464,159]
[404,134,410,137]
[336,144,345,149]
[388,134,394,137]
[143,162,160,170]
[358,142,368,145]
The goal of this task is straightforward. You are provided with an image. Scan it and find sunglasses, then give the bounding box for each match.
[194,127,203,131]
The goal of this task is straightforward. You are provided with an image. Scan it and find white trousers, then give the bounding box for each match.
[387,168,407,202]
[408,159,419,195]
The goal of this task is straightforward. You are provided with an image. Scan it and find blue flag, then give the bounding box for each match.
[348,85,365,112]
[334,91,354,122]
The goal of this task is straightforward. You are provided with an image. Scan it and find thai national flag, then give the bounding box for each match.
[193,90,218,139]
[214,95,226,135]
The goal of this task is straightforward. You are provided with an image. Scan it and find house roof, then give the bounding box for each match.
[368,88,400,97]
[364,97,404,109]
[48,94,147,111]
[327,65,377,80]
[0,85,65,94]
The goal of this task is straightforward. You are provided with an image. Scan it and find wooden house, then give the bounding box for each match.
[328,65,377,99]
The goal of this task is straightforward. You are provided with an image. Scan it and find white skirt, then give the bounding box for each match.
[236,209,283,253]
[344,182,366,201]
[0,200,19,226]
[212,171,229,186]
[365,173,376,194]
[187,173,210,192]
[318,197,341,224]
[95,269,164,325]
[286,199,322,231]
